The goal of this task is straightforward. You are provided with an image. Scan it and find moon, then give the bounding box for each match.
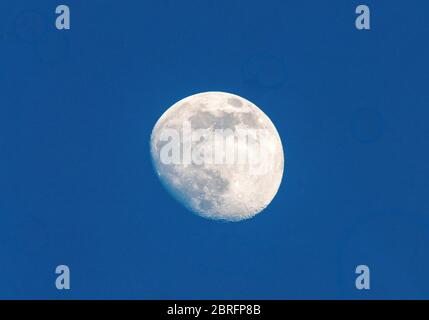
[150,92,284,221]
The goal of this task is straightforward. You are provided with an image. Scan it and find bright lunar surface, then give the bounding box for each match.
[150,92,284,221]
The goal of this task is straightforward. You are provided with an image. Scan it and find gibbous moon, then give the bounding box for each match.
[150,92,284,221]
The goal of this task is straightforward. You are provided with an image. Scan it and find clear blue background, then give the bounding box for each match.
[1,0,429,299]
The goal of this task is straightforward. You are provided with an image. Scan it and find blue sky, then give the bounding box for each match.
[1,0,429,299]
